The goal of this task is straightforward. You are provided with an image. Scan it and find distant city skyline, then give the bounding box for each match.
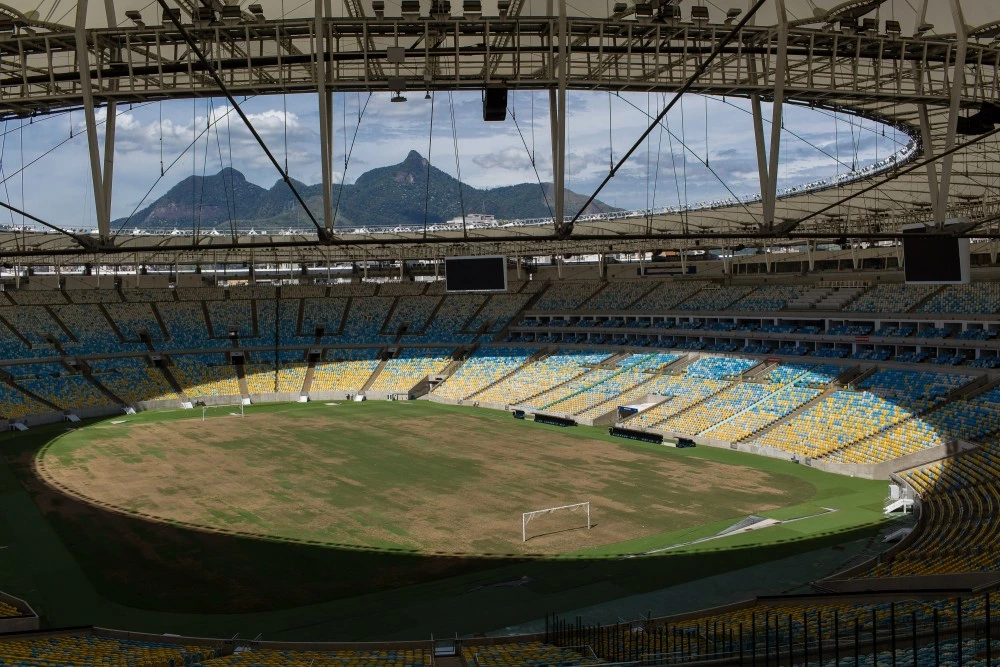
[0,91,906,230]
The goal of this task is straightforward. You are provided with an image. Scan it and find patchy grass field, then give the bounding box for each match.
[0,401,889,638]
[40,401,818,556]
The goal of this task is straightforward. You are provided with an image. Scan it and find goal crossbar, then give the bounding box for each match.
[522,501,590,542]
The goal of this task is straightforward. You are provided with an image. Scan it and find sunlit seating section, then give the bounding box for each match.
[760,362,816,386]
[94,367,179,404]
[338,297,394,345]
[523,368,617,410]
[6,290,67,305]
[581,281,656,310]
[0,633,214,667]
[212,646,431,667]
[367,347,452,393]
[20,373,109,410]
[686,356,760,379]
[549,368,658,417]
[0,305,68,346]
[627,375,731,428]
[276,362,307,394]
[659,382,777,436]
[845,283,939,313]
[311,349,381,392]
[105,303,166,340]
[229,285,276,300]
[630,281,707,311]
[385,296,442,336]
[0,382,49,418]
[620,352,682,371]
[158,302,215,350]
[533,282,601,311]
[464,642,599,667]
[377,281,427,296]
[917,282,1000,314]
[244,363,277,394]
[730,285,807,311]
[794,364,843,387]
[467,293,532,334]
[176,287,225,301]
[826,386,1000,464]
[702,385,822,442]
[749,370,967,460]
[572,371,680,420]
[301,297,349,337]
[676,285,753,311]
[475,350,610,405]
[207,300,254,337]
[66,289,121,303]
[172,354,240,398]
[414,294,484,343]
[122,288,176,303]
[52,304,143,355]
[435,346,537,400]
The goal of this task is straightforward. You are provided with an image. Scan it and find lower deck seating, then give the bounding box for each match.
[311,350,381,393]
[171,355,240,398]
[94,368,179,404]
[210,647,431,667]
[0,633,215,667]
[435,347,536,400]
[367,348,452,393]
[464,642,599,667]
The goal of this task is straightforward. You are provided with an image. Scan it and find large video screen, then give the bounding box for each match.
[902,225,970,284]
[445,256,507,292]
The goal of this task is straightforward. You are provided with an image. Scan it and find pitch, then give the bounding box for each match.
[41,401,823,556]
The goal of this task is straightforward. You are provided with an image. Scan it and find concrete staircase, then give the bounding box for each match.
[818,286,867,310]
[360,357,390,393]
[300,360,317,396]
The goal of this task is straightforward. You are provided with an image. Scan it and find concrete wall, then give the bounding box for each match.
[0,591,38,634]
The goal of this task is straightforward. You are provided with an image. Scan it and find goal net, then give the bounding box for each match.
[522,501,591,542]
[200,402,246,420]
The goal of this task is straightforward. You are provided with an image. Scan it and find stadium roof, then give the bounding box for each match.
[0,0,998,265]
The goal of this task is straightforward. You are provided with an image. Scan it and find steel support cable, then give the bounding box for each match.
[332,92,373,228]
[422,91,435,239]
[563,0,769,237]
[448,92,468,238]
[155,0,326,239]
[507,102,555,222]
[209,98,237,238]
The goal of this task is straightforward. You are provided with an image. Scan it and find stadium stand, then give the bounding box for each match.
[171,355,240,398]
[435,346,537,400]
[367,348,452,393]
[311,349,382,393]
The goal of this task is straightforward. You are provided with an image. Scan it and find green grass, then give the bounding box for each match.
[0,400,888,640]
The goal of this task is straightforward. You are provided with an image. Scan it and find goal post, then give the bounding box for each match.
[201,402,245,421]
[522,501,590,542]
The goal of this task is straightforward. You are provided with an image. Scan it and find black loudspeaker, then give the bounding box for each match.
[957,101,1000,135]
[483,87,508,121]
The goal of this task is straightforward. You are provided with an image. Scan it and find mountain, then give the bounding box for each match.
[116,151,620,230]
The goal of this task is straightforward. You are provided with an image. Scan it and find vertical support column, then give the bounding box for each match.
[763,0,787,230]
[316,0,335,231]
[551,0,568,233]
[936,0,969,227]
[76,0,112,242]
[102,0,118,222]
[917,105,940,215]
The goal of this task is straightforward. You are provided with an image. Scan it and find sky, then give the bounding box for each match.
[0,91,908,230]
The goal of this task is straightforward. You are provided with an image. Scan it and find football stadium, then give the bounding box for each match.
[0,0,999,664]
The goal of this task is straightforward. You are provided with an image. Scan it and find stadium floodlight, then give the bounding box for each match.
[522,502,591,542]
